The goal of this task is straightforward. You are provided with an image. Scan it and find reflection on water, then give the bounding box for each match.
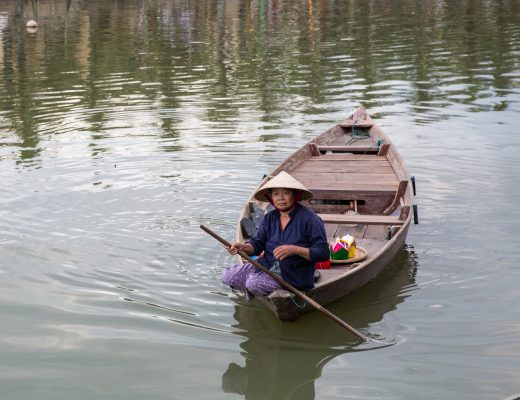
[222,307,325,400]
[1,0,520,399]
[223,246,417,399]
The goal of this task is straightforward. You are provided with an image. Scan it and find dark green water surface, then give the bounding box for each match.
[1,1,519,399]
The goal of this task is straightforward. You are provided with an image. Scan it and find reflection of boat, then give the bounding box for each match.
[237,107,417,321]
[222,246,418,399]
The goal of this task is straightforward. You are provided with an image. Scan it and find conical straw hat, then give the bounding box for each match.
[254,171,313,202]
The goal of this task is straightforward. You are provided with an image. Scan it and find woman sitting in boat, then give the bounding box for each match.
[222,171,330,299]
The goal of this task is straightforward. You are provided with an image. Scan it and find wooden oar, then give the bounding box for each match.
[200,224,369,342]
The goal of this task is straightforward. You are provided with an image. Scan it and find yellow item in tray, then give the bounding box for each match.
[340,235,357,258]
[330,235,357,260]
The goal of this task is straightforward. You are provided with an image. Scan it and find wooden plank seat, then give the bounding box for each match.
[316,145,380,153]
[339,119,374,128]
[318,213,405,226]
[307,186,397,200]
[308,153,386,161]
[315,143,390,157]
[294,152,400,199]
[293,171,399,195]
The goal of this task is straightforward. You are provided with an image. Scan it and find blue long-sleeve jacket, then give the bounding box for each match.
[247,203,329,291]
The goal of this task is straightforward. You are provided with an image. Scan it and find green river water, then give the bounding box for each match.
[0,1,519,399]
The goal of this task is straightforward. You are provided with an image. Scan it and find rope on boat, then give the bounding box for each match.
[290,295,307,309]
[345,122,383,154]
[346,121,370,145]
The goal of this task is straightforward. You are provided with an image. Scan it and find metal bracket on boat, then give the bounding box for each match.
[386,226,400,240]
[411,176,417,195]
[410,176,418,224]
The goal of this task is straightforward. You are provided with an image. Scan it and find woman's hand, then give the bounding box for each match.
[274,244,311,261]
[226,242,253,256]
[274,245,296,260]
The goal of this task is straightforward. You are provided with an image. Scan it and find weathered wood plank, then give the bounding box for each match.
[339,120,373,128]
[293,172,399,184]
[308,183,397,194]
[294,163,394,174]
[308,143,321,156]
[311,154,386,161]
[305,158,389,166]
[377,143,390,157]
[318,213,404,225]
[383,180,409,215]
[317,145,380,153]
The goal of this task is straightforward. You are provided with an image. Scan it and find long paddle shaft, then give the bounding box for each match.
[200,224,369,342]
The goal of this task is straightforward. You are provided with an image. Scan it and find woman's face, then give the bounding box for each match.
[270,188,295,212]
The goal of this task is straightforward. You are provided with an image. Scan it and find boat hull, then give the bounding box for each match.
[235,107,414,321]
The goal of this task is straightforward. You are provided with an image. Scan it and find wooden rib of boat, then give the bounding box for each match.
[236,107,416,322]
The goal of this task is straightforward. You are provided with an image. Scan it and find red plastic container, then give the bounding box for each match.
[315,259,331,269]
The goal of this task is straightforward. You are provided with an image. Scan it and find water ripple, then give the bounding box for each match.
[0,0,520,397]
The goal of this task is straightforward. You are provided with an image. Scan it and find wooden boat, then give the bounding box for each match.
[236,107,417,322]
